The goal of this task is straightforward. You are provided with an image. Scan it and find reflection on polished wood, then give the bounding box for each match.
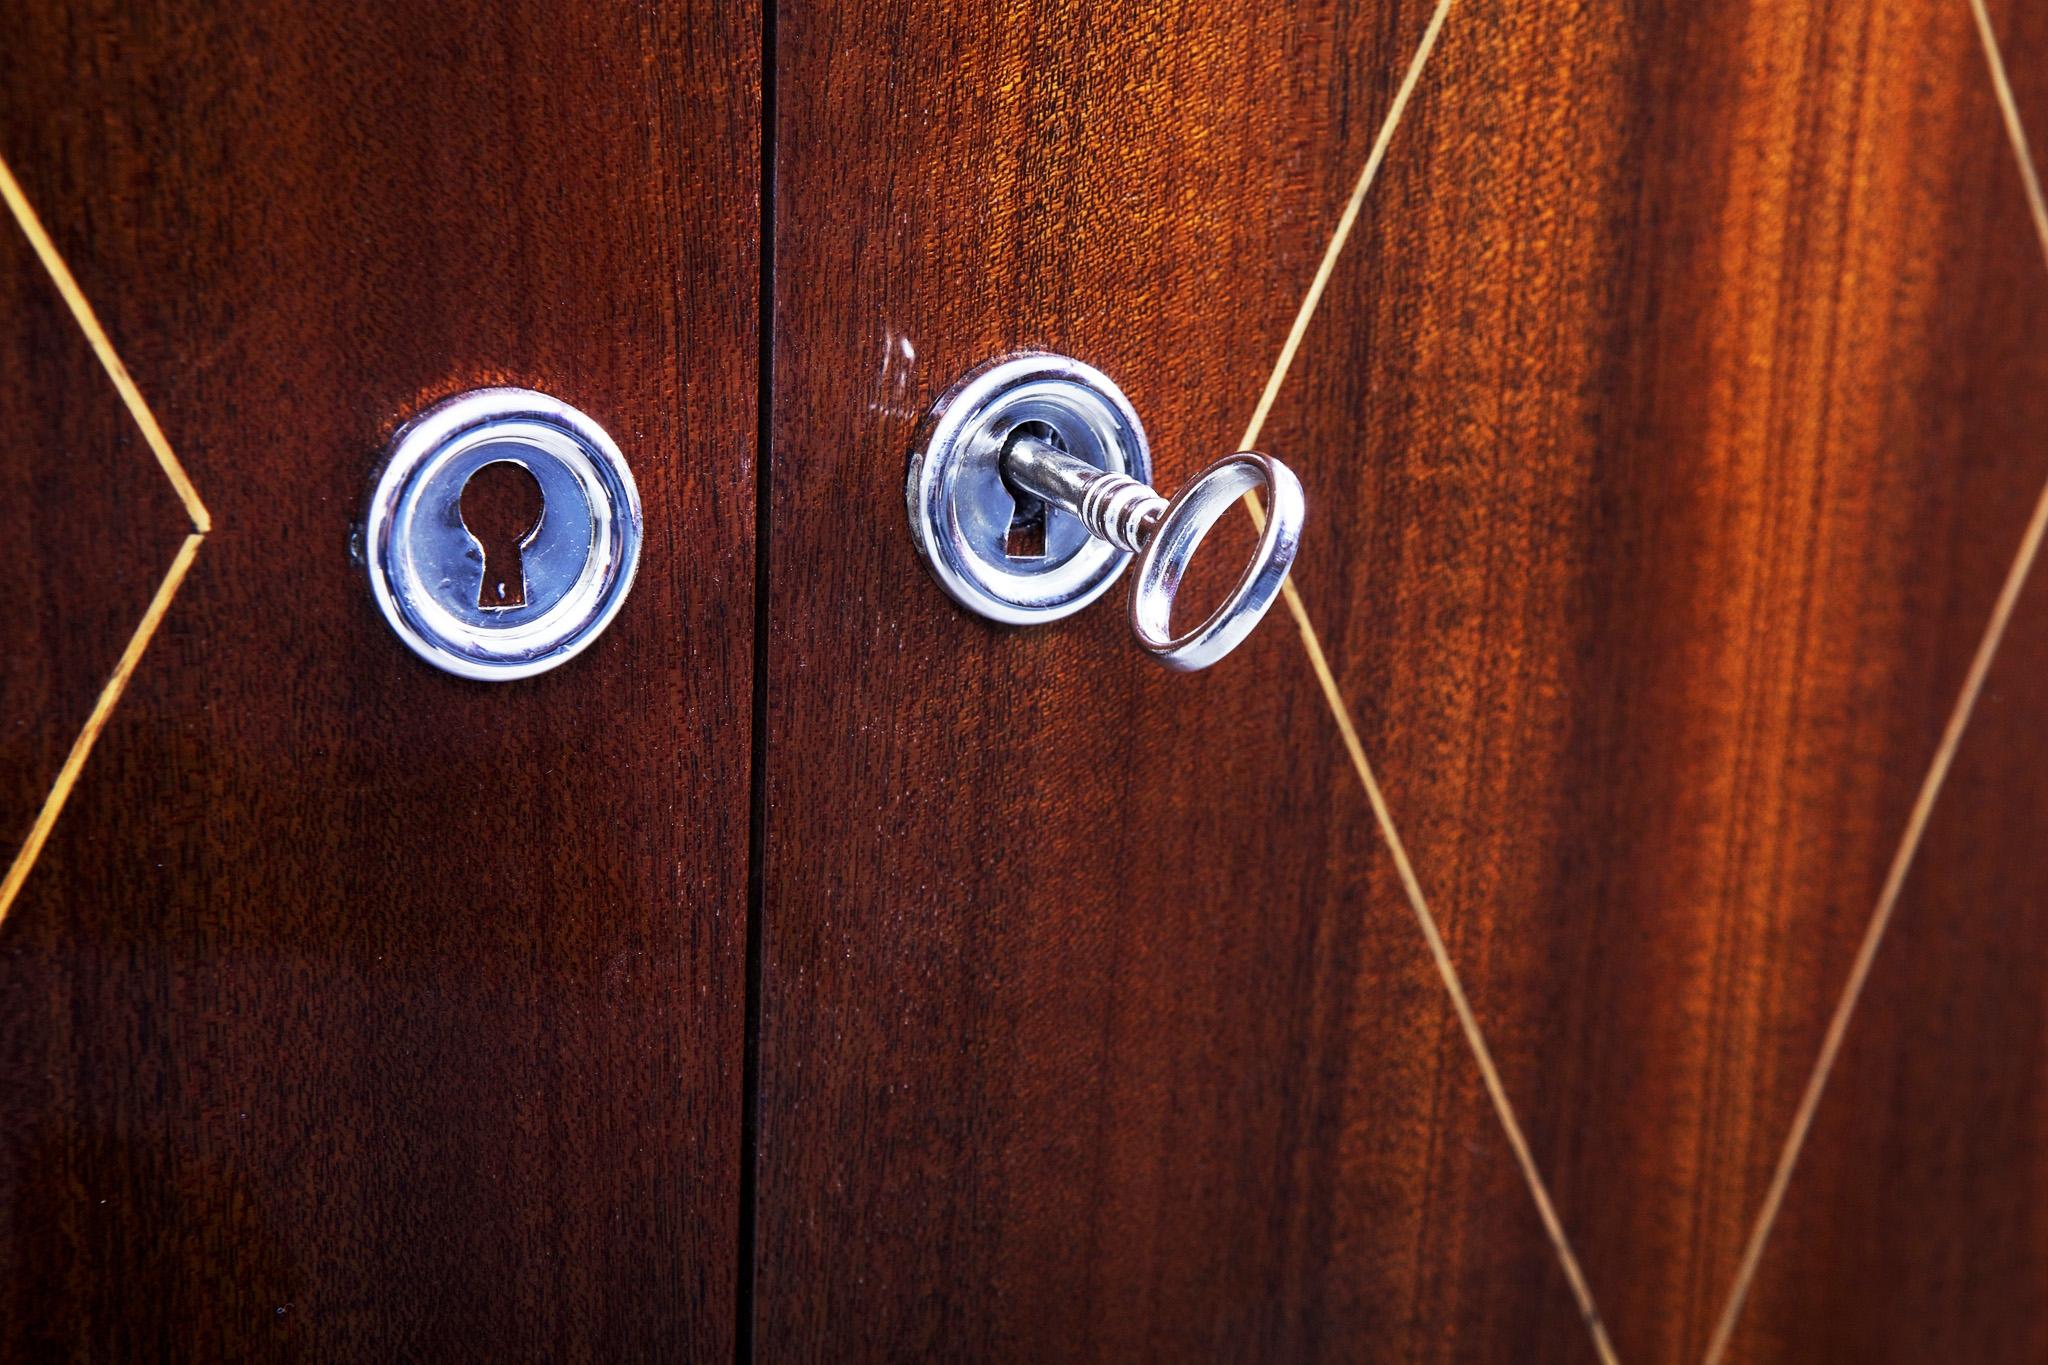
[753,0,1587,1357]
[5,0,2048,1358]
[1265,0,2048,1358]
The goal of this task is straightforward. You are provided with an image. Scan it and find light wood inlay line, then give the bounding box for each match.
[0,533,204,926]
[1700,4,2048,1358]
[1236,2,1619,1360]
[1265,570,1621,1364]
[0,151,210,928]
[1235,0,1454,455]
[0,152,210,533]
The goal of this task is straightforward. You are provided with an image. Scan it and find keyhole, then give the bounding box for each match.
[460,460,545,609]
[1005,492,1048,559]
[1002,422,1055,560]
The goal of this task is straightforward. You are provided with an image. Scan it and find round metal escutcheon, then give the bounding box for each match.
[906,353,1153,626]
[364,387,642,681]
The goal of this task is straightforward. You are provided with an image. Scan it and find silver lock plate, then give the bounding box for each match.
[906,353,1152,625]
[365,387,642,680]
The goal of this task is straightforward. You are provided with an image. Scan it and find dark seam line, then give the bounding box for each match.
[735,1,777,1360]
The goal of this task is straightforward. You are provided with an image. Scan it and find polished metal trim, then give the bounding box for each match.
[364,387,642,681]
[906,353,1151,626]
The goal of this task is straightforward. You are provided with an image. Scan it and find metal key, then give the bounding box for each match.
[1000,433,1304,671]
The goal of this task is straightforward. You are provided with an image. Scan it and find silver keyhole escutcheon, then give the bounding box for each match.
[364,387,643,681]
[907,353,1305,671]
[907,353,1153,626]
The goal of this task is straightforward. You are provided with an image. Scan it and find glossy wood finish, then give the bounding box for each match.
[1728,557,2048,1360]
[0,3,758,1357]
[753,0,1601,1358]
[0,225,188,857]
[1725,8,2048,1356]
[10,0,2048,1358]
[1261,0,2048,1358]
[760,0,2048,1359]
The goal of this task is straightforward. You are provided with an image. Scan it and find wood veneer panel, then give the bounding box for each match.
[1722,11,2048,1356]
[1258,0,2048,1357]
[0,3,759,1357]
[1723,560,2048,1360]
[0,218,189,855]
[754,0,1602,1358]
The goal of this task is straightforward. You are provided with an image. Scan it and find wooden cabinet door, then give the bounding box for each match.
[0,3,759,1357]
[11,1,2048,1361]
[752,1,2048,1361]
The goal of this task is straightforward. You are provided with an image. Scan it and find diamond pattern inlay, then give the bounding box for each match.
[0,151,209,926]
[1246,0,2048,1358]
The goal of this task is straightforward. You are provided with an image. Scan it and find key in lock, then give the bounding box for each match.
[364,388,643,681]
[906,354,1304,671]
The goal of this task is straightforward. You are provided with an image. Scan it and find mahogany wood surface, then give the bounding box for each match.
[753,0,1596,1358]
[0,2,760,1359]
[1728,540,2048,1359]
[756,0,2048,1360]
[1724,9,2048,1357]
[0,226,189,873]
[1261,0,2048,1359]
[6,0,2048,1359]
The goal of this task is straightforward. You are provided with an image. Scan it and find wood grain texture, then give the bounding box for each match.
[0,2,759,1358]
[754,0,1605,1358]
[0,218,189,860]
[1722,4,2048,1358]
[1259,0,2048,1358]
[10,0,2047,1357]
[1725,552,2048,1361]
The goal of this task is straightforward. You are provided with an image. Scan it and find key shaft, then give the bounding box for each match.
[1002,434,1168,554]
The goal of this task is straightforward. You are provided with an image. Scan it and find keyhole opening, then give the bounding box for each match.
[1005,493,1048,560]
[1001,421,1058,560]
[460,459,545,609]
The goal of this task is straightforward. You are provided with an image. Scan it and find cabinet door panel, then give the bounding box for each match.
[0,4,759,1357]
[754,1,1589,1357]
[756,0,2048,1360]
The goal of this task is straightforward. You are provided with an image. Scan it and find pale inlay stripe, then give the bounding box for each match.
[1701,3,2048,1359]
[0,534,203,925]
[1235,2,1621,1359]
[0,150,209,927]
[0,154,209,533]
